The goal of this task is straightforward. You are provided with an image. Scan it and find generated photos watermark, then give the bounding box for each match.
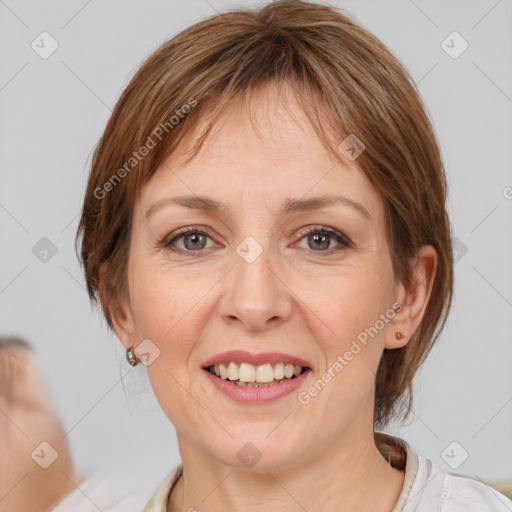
[94,97,197,200]
[297,301,402,405]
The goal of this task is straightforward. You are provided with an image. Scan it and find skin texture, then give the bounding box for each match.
[109,83,437,512]
[0,344,76,512]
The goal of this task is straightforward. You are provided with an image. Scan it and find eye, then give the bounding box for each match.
[160,227,216,255]
[294,225,352,253]
[158,225,352,256]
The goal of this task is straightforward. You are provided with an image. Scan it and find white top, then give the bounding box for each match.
[50,435,511,512]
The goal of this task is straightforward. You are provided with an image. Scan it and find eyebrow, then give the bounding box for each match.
[144,194,371,222]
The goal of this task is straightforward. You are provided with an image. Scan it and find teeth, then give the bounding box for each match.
[235,380,279,387]
[274,363,285,379]
[227,362,238,381]
[256,363,274,383]
[211,362,305,383]
[239,362,256,382]
[285,364,295,379]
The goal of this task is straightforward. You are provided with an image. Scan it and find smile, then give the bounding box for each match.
[206,361,307,386]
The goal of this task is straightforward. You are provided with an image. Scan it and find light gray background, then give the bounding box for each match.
[1,0,511,487]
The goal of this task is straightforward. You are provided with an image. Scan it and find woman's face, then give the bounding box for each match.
[115,85,411,470]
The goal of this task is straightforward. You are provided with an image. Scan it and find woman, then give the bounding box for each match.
[55,0,510,510]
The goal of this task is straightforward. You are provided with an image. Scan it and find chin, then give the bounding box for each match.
[210,433,307,472]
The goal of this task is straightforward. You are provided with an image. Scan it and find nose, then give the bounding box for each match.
[218,242,292,333]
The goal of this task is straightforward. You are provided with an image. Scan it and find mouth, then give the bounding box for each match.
[203,363,311,387]
[201,351,312,403]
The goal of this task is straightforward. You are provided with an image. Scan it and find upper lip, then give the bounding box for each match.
[202,350,312,369]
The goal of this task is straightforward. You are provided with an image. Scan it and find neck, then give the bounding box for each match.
[167,428,405,512]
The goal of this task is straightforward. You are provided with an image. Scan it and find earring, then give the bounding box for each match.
[395,332,406,340]
[126,345,139,366]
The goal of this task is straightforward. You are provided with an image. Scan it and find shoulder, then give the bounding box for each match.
[406,452,512,511]
[376,433,511,512]
[440,469,512,512]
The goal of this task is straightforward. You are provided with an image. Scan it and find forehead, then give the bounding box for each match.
[137,83,383,222]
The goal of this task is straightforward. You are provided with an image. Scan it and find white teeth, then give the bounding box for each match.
[274,362,285,379]
[256,363,274,383]
[285,364,295,378]
[210,362,305,383]
[238,362,256,382]
[227,362,239,381]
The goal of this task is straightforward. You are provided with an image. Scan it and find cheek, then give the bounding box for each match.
[303,263,394,406]
[129,265,207,425]
[126,259,199,391]
[129,255,199,338]
[312,265,393,344]
[128,256,219,374]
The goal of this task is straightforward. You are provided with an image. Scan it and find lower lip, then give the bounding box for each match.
[202,368,311,404]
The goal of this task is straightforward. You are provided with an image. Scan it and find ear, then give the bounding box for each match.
[385,245,437,349]
[98,262,138,351]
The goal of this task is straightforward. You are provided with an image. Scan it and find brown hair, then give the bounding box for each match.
[76,0,453,427]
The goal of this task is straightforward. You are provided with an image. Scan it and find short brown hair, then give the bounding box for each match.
[76,0,453,427]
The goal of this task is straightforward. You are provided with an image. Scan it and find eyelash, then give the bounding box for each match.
[158,225,352,257]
